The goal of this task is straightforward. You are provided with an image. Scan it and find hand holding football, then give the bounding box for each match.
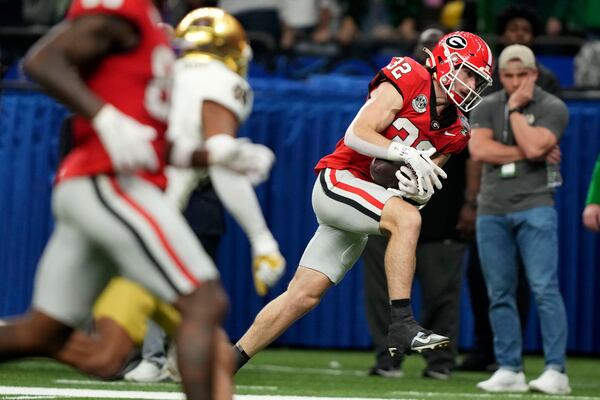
[370,158,405,188]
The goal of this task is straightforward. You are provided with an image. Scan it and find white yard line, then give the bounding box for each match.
[1,386,598,400]
[54,379,277,391]
[237,386,279,391]
[0,387,385,400]
[244,364,366,376]
[390,390,600,400]
[0,387,185,399]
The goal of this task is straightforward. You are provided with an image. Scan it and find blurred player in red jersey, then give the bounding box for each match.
[28,9,283,391]
[0,1,262,398]
[233,31,494,371]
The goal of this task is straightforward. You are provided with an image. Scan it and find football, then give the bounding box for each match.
[370,158,405,188]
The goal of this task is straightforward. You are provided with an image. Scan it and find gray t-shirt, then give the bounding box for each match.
[470,87,569,215]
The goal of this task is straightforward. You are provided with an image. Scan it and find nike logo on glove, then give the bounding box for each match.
[443,131,455,136]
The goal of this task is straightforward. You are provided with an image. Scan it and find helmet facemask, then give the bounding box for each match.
[425,38,493,113]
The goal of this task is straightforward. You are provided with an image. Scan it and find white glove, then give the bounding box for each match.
[387,143,446,195]
[253,251,286,296]
[206,134,275,185]
[227,141,275,185]
[251,234,286,296]
[394,166,433,209]
[205,133,239,165]
[92,104,158,173]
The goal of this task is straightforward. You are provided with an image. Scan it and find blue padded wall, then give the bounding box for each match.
[1,79,599,353]
[0,89,65,317]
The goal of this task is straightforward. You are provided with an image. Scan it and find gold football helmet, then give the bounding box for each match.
[175,7,251,77]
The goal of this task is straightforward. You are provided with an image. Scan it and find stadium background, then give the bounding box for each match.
[1,58,599,356]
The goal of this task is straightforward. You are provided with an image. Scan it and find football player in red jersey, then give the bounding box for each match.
[11,9,280,393]
[0,1,249,399]
[233,31,493,371]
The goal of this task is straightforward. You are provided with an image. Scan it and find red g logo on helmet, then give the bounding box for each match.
[445,35,467,49]
[427,31,493,112]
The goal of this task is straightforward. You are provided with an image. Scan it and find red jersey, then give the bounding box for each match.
[315,57,471,181]
[57,0,173,189]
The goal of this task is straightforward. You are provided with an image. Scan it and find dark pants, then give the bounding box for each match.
[362,235,465,371]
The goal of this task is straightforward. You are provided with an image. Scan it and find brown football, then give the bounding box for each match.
[370,158,405,188]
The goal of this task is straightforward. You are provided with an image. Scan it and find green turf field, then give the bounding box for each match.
[0,349,598,399]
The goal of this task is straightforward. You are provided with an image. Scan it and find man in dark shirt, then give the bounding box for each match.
[488,5,562,96]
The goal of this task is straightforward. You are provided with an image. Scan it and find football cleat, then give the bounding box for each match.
[388,320,450,357]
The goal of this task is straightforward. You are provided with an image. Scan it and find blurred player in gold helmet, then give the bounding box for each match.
[52,8,285,397]
[168,7,285,298]
[174,7,252,77]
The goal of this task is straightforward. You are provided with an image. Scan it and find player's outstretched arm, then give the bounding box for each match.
[23,15,139,119]
[203,101,285,296]
[25,15,159,173]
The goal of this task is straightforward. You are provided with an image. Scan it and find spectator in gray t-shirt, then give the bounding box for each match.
[468,45,571,395]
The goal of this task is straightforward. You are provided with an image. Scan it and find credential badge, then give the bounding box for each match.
[412,94,428,113]
[525,113,535,125]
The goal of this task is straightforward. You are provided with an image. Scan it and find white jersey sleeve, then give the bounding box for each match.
[166,59,253,210]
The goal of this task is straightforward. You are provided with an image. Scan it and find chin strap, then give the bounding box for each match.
[423,47,439,80]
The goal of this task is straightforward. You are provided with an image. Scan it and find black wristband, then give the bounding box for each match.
[508,107,523,115]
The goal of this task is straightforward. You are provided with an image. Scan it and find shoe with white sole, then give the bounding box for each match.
[123,360,169,382]
[165,343,181,383]
[368,366,404,378]
[388,319,450,356]
[529,369,571,395]
[477,368,529,392]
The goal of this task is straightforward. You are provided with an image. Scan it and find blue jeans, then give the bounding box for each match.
[476,206,567,371]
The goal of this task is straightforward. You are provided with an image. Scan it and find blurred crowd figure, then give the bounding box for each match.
[3,0,600,85]
[1,0,595,47]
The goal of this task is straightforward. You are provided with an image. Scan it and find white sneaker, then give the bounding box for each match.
[529,369,571,395]
[123,360,169,382]
[165,343,181,383]
[477,368,529,392]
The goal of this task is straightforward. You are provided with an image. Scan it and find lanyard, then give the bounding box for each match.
[502,104,510,144]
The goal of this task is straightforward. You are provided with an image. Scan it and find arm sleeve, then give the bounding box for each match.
[343,114,393,159]
[586,155,600,205]
[209,165,278,255]
[164,167,201,210]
